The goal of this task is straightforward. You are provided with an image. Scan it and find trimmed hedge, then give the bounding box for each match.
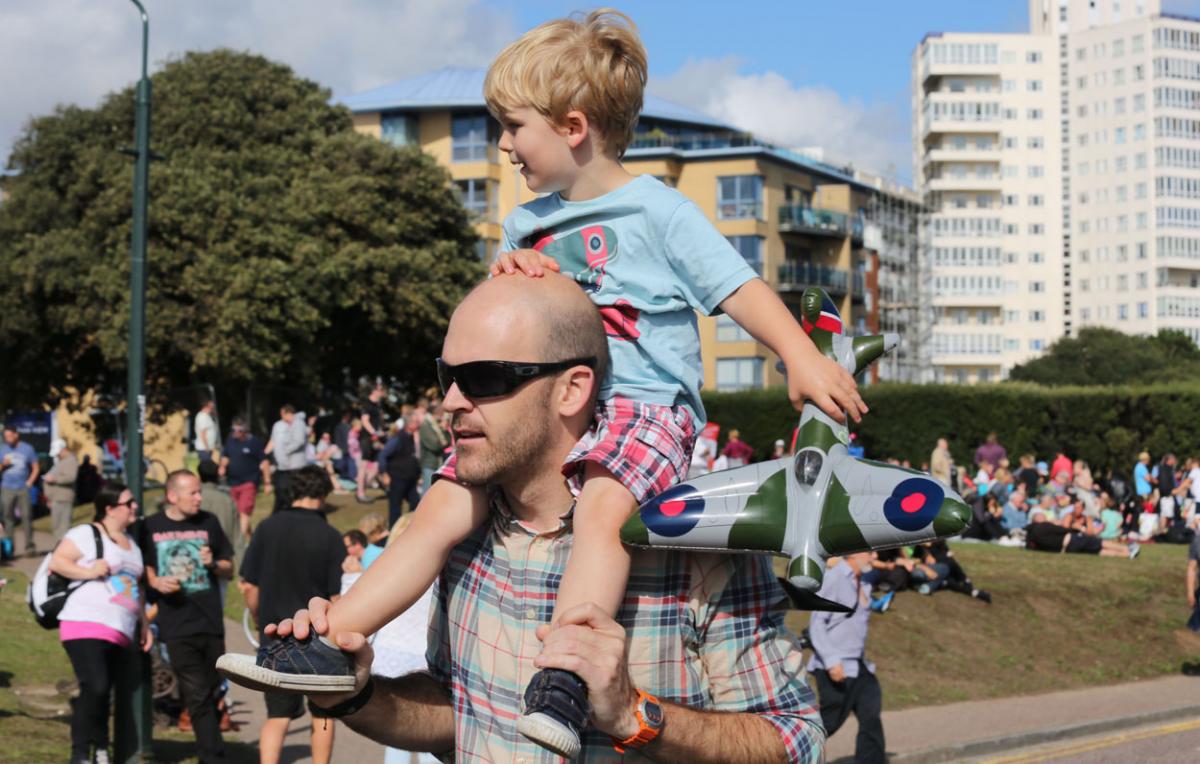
[700,382,1200,474]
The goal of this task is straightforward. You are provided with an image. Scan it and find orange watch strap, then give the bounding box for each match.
[612,689,663,753]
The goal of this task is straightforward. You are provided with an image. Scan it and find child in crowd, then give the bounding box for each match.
[219,9,865,757]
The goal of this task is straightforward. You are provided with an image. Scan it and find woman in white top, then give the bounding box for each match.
[50,482,152,764]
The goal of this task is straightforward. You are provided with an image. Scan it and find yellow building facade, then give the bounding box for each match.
[343,68,924,390]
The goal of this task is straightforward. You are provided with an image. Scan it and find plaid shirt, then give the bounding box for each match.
[426,497,824,763]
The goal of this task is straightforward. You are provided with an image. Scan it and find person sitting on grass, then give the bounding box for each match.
[1098,492,1126,541]
[910,541,992,603]
[1025,507,1139,558]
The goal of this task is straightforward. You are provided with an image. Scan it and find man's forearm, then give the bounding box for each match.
[640,702,792,764]
[1188,560,1198,599]
[339,672,455,753]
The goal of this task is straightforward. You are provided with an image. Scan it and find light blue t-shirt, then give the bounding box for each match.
[1134,462,1151,496]
[502,175,758,424]
[0,441,38,490]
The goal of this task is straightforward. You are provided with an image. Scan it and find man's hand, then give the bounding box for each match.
[533,603,641,740]
[198,545,214,567]
[827,663,846,683]
[489,249,561,278]
[263,482,273,495]
[783,348,867,424]
[265,597,374,709]
[140,622,154,653]
[380,474,391,487]
[152,576,181,595]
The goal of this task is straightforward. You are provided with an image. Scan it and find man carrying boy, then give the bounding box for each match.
[263,273,826,762]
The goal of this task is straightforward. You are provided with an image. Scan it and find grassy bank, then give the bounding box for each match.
[786,541,1200,709]
[8,491,1197,758]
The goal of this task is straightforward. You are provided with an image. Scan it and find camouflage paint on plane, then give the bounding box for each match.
[621,286,972,598]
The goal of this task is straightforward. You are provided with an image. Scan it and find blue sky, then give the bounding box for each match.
[3,0,1200,183]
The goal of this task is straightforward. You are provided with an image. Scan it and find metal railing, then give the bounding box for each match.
[777,262,850,294]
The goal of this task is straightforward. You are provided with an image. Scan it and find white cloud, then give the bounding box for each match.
[0,0,516,163]
[649,57,911,181]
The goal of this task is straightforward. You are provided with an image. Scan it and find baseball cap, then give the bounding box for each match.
[50,438,67,457]
[774,439,785,448]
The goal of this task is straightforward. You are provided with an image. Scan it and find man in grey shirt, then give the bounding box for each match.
[808,552,885,764]
[267,405,308,514]
[42,439,79,542]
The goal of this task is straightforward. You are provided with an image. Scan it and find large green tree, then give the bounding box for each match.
[0,50,483,409]
[1007,326,1200,386]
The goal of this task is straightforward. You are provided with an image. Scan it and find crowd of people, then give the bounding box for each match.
[926,433,1198,558]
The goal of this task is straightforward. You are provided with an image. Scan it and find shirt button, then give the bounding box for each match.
[525,607,538,620]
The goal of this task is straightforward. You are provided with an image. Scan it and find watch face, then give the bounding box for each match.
[641,698,664,727]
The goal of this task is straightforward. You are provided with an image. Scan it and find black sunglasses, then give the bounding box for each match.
[435,357,597,399]
[114,499,138,508]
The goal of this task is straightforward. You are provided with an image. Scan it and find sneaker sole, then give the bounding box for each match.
[215,653,357,694]
[517,712,581,758]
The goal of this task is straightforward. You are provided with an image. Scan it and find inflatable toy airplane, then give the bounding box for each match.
[620,287,970,608]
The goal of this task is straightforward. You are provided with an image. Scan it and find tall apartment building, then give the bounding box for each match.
[341,67,929,390]
[916,0,1200,382]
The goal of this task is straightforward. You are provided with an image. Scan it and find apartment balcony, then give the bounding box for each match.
[926,176,1003,192]
[779,205,864,241]
[777,262,850,295]
[924,147,1001,166]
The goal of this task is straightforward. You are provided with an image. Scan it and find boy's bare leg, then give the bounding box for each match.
[259,717,288,764]
[217,479,487,692]
[326,479,488,641]
[518,463,638,757]
[551,463,638,623]
[311,716,335,764]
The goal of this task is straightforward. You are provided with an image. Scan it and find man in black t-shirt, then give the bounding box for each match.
[240,465,346,764]
[141,470,234,763]
[355,385,387,503]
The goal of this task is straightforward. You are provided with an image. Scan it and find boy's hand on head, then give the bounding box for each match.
[489,249,561,278]
[784,350,868,424]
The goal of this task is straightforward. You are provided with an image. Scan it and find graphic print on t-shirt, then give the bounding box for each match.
[530,225,619,292]
[152,531,211,594]
[107,568,141,613]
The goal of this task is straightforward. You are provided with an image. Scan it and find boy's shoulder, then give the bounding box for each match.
[509,175,693,227]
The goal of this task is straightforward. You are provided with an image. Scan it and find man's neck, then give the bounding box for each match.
[292,498,324,511]
[560,158,635,203]
[501,463,576,534]
[164,505,187,522]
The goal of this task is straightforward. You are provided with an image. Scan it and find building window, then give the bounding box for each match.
[1029,310,1045,322]
[1027,51,1042,63]
[717,176,762,219]
[1030,339,1045,351]
[1118,304,1129,320]
[381,112,418,147]
[727,236,764,275]
[451,114,496,163]
[716,357,764,392]
[716,315,753,342]
[1029,281,1045,293]
[454,178,496,222]
[1138,302,1149,318]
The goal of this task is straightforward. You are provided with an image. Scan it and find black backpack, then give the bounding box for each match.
[27,524,104,630]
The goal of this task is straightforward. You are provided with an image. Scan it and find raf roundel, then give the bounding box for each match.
[882,477,944,533]
[640,484,705,538]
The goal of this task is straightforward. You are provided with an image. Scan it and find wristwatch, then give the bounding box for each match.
[612,689,665,753]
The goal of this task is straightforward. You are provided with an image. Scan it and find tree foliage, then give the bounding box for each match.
[701,382,1200,476]
[1007,326,1200,386]
[0,50,483,409]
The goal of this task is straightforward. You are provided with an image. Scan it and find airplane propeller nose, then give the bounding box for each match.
[934,497,971,536]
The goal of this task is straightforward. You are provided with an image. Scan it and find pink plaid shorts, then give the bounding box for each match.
[436,397,696,504]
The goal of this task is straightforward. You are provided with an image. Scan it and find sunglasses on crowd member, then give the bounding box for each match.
[435,357,597,400]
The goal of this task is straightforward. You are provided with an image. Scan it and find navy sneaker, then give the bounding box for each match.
[516,668,590,758]
[215,634,356,694]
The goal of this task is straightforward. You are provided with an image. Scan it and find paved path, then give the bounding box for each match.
[966,717,1200,763]
[826,673,1200,762]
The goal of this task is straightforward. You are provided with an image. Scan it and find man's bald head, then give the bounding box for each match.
[453,274,609,383]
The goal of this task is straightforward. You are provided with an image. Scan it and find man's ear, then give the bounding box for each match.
[560,110,590,150]
[556,366,596,418]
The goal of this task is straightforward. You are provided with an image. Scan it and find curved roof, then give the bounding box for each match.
[336,66,733,130]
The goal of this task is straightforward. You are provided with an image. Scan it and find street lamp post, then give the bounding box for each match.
[115,3,153,762]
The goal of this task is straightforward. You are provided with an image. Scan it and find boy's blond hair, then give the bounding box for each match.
[484,8,648,157]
